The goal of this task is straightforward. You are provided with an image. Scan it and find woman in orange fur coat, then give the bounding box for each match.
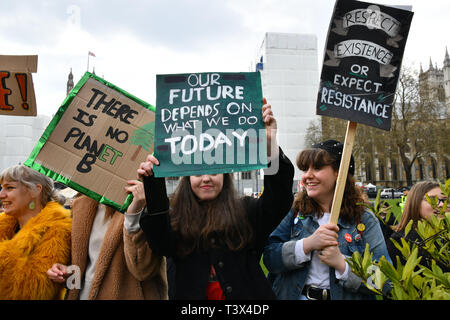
[0,165,72,300]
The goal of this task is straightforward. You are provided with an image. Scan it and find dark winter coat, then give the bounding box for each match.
[388,228,449,272]
[140,148,294,299]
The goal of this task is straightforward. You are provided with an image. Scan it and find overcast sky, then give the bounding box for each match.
[1,0,449,116]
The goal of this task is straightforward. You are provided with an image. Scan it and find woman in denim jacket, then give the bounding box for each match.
[264,140,391,300]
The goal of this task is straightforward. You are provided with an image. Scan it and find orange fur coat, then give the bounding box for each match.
[0,201,72,300]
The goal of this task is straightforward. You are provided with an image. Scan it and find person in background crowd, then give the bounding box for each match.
[399,189,409,212]
[387,181,449,271]
[361,192,370,205]
[0,165,71,300]
[59,187,78,211]
[377,201,397,242]
[138,99,294,299]
[47,180,168,300]
[264,140,391,300]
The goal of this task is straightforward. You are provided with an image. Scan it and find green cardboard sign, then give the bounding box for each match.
[25,72,155,212]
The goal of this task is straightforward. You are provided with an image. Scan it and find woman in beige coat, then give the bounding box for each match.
[47,180,167,300]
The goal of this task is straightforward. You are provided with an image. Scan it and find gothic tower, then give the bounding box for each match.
[67,68,74,96]
[443,47,450,114]
[419,56,446,106]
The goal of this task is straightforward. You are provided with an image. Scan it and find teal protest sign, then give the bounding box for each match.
[153,72,267,177]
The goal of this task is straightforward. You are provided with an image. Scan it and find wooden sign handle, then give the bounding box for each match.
[329,121,358,225]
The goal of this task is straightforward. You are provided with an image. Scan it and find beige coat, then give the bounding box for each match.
[66,195,167,300]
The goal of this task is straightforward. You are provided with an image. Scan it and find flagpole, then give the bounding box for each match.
[87,53,90,72]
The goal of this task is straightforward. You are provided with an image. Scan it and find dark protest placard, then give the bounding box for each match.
[153,72,267,177]
[317,0,413,130]
[25,72,155,212]
[0,55,38,116]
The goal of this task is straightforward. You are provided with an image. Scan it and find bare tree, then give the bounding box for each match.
[390,65,445,185]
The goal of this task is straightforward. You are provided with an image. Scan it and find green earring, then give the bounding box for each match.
[28,201,35,210]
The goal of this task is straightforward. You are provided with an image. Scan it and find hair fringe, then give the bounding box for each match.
[293,148,364,223]
[0,165,58,208]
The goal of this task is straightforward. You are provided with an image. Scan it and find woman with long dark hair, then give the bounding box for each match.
[138,99,294,299]
[264,140,391,300]
[169,173,254,258]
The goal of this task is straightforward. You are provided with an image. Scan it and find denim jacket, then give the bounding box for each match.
[263,209,392,300]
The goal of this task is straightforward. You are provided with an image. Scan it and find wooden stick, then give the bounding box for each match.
[329,121,358,225]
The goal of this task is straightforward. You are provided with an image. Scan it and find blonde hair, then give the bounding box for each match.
[0,165,64,206]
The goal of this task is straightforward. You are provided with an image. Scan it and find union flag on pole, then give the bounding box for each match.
[88,51,96,57]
